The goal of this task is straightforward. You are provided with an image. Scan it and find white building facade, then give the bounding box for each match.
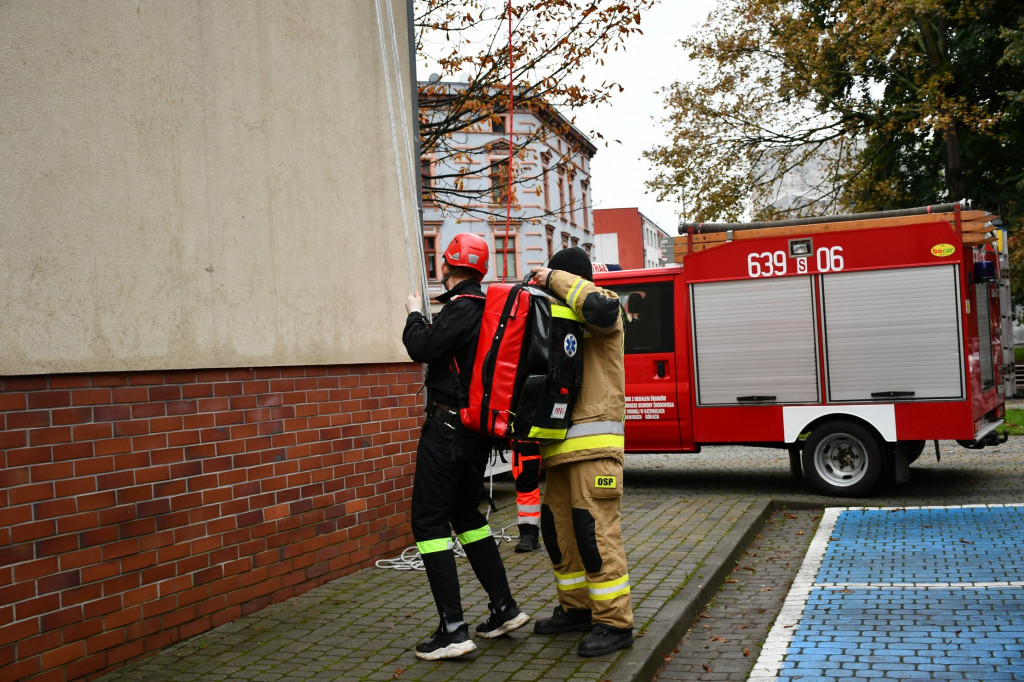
[420,83,597,297]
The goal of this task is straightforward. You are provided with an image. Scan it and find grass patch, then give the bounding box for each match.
[1003,408,1024,436]
[1016,346,1024,363]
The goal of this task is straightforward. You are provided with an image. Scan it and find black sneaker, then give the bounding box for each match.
[475,601,530,639]
[578,623,634,657]
[533,605,592,634]
[515,526,540,553]
[414,623,476,660]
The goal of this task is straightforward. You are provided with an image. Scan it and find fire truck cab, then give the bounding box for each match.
[594,204,1009,497]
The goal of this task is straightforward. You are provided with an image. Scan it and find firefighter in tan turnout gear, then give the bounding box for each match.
[529,246,634,657]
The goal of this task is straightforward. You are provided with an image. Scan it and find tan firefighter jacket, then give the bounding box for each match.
[539,269,626,468]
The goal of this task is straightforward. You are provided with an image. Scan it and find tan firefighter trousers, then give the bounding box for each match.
[540,457,633,630]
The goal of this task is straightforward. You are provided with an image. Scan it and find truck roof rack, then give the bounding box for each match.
[674,201,1002,261]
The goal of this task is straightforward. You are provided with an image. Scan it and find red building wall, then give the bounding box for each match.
[0,363,422,680]
[593,207,644,270]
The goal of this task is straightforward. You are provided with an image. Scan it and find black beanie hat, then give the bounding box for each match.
[548,246,593,281]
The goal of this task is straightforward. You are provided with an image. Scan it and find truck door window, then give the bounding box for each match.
[606,283,673,354]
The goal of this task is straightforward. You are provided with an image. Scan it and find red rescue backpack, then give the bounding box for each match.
[451,281,584,441]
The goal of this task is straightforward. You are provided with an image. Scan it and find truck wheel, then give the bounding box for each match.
[895,440,925,465]
[802,420,883,497]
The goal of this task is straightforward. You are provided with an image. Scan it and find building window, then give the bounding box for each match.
[561,232,569,249]
[567,168,577,225]
[541,151,552,212]
[490,157,510,205]
[557,165,567,217]
[546,224,555,259]
[571,236,579,248]
[580,179,590,232]
[421,157,435,202]
[491,114,505,134]
[494,233,518,280]
[423,232,439,280]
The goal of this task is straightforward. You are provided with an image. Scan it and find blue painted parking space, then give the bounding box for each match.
[749,505,1024,680]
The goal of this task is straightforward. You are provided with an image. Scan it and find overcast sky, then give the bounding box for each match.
[573,1,717,237]
[415,1,718,238]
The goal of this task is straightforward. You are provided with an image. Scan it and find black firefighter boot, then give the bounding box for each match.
[515,524,540,553]
[578,623,634,657]
[533,605,593,634]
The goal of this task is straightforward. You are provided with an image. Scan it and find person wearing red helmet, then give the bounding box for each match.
[402,232,530,660]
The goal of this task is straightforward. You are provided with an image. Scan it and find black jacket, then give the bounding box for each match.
[402,278,485,408]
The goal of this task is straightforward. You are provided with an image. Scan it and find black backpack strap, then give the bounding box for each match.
[446,294,486,411]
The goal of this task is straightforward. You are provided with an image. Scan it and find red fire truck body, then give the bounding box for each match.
[594,206,1007,496]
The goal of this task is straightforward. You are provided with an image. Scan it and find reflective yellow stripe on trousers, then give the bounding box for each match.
[588,573,631,601]
[554,569,587,592]
[416,537,453,554]
[457,525,491,546]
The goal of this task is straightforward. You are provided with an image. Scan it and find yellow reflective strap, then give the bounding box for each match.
[528,426,568,440]
[541,434,625,459]
[551,302,583,322]
[456,526,491,546]
[417,538,453,555]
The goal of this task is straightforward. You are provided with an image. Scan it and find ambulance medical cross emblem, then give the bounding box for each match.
[563,334,578,357]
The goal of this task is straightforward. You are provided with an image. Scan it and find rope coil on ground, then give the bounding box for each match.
[375,450,518,570]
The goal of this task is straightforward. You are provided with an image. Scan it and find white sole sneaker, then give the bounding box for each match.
[476,611,531,639]
[414,639,477,660]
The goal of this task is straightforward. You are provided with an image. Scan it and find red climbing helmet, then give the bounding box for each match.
[442,232,489,278]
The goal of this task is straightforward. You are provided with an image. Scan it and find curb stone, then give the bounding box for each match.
[608,499,775,682]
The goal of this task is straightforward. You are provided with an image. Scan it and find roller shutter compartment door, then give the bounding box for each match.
[691,276,819,406]
[822,265,964,402]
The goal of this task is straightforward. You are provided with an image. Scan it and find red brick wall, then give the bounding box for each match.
[0,363,423,681]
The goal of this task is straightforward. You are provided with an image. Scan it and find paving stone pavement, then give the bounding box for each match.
[98,476,769,682]
[97,436,1024,681]
[654,507,821,681]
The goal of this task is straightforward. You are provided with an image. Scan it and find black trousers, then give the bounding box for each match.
[411,418,513,625]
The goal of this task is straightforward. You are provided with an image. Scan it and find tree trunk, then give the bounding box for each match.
[917,15,966,200]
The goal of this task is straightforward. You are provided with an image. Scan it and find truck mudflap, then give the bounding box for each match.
[957,419,1007,449]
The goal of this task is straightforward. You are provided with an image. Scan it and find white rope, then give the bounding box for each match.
[373,0,427,307]
[375,450,517,571]
[382,2,431,312]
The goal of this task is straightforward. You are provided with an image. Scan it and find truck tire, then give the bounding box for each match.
[895,440,925,465]
[802,420,883,497]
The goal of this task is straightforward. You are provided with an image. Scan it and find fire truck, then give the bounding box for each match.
[593,203,1011,497]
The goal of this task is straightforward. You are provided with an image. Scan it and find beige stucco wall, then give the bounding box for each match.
[0,0,423,375]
